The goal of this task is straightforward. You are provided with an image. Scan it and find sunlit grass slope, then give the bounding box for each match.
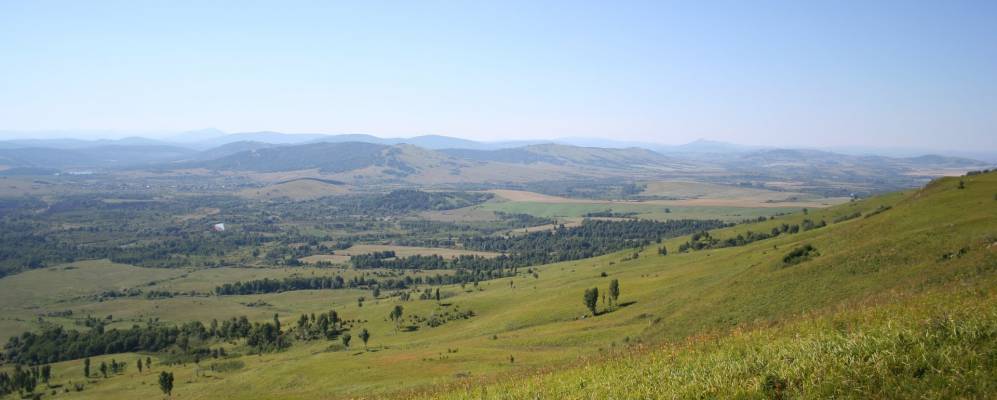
[6,172,995,399]
[420,172,997,399]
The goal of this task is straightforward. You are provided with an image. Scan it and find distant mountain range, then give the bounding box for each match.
[2,129,992,159]
[0,131,991,195]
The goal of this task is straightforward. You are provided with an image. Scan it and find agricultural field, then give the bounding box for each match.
[236,178,351,200]
[481,200,800,222]
[480,185,848,222]
[4,3,996,398]
[1,172,994,399]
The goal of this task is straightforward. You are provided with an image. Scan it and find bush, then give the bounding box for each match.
[783,244,819,266]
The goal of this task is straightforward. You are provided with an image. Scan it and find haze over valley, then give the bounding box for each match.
[1,2,996,399]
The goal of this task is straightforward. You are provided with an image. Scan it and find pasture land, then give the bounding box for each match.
[3,173,994,399]
[481,200,800,221]
[236,178,351,200]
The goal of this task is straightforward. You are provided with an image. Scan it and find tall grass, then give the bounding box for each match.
[425,286,997,399]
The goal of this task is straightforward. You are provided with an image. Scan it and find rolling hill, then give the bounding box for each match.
[0,135,989,197]
[442,143,698,171]
[420,171,997,399]
[0,145,197,169]
[7,171,994,399]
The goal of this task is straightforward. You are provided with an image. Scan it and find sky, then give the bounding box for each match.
[1,1,995,151]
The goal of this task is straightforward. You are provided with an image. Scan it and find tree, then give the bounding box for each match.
[273,313,281,332]
[583,287,599,315]
[372,286,381,298]
[389,305,404,332]
[137,359,143,373]
[435,288,441,303]
[84,358,90,378]
[958,180,966,189]
[40,365,50,385]
[342,333,352,349]
[99,361,107,378]
[658,246,667,256]
[297,313,312,339]
[359,328,371,349]
[146,357,152,371]
[609,279,620,308]
[158,371,174,396]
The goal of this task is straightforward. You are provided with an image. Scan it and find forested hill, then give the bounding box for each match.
[192,142,399,173]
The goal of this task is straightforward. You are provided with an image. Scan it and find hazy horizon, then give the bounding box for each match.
[2,1,995,152]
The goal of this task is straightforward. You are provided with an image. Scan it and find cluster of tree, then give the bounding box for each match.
[335,190,493,214]
[464,219,726,254]
[159,371,174,395]
[583,210,639,218]
[356,220,727,274]
[864,205,892,218]
[92,288,197,301]
[0,188,553,279]
[396,212,555,243]
[677,219,827,252]
[214,275,410,295]
[0,364,50,397]
[583,279,622,316]
[245,315,289,352]
[96,358,128,378]
[108,230,276,268]
[833,212,862,223]
[3,315,265,364]
[425,307,475,328]
[0,225,107,277]
[364,250,397,259]
[783,244,820,266]
[293,310,350,340]
[516,181,647,200]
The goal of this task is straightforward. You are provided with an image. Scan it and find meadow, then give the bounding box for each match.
[2,172,993,399]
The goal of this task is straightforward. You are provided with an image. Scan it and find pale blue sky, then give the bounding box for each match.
[1,1,995,150]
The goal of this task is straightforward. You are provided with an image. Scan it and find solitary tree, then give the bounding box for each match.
[273,313,281,332]
[137,359,143,373]
[609,279,620,308]
[145,357,152,371]
[342,333,352,349]
[83,358,90,378]
[434,288,441,303]
[658,246,667,256]
[389,305,404,332]
[99,361,108,378]
[158,371,174,396]
[583,287,599,315]
[373,286,381,298]
[359,328,371,349]
[40,365,50,385]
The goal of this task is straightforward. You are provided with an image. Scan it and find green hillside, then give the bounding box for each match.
[420,172,997,399]
[2,172,995,399]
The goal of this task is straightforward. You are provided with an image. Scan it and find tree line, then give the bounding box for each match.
[214,269,517,296]
[1,310,314,365]
[677,219,826,252]
[354,219,728,273]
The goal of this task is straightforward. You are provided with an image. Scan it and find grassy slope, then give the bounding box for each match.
[4,173,996,399]
[421,173,997,399]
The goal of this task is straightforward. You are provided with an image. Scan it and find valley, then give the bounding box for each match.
[0,160,993,398]
[4,3,996,398]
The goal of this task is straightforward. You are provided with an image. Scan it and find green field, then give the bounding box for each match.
[480,200,801,221]
[2,172,994,399]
